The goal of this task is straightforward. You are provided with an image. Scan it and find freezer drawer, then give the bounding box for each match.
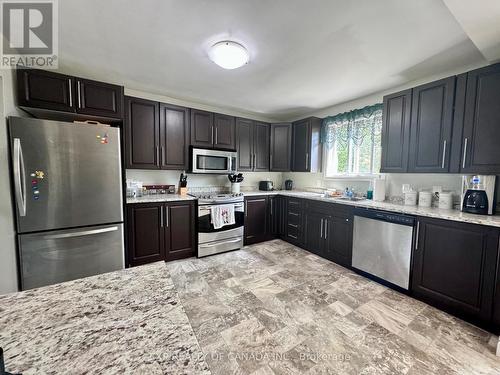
[19,224,124,290]
[9,117,123,233]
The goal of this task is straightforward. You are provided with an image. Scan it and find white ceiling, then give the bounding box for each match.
[59,0,487,121]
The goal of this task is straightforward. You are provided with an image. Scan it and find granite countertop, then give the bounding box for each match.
[242,190,500,228]
[0,263,210,375]
[126,194,197,204]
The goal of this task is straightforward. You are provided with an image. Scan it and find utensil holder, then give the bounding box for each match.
[231,183,240,194]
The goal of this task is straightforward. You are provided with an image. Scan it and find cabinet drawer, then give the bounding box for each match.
[286,224,300,240]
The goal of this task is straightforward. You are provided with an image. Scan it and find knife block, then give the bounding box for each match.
[178,187,188,196]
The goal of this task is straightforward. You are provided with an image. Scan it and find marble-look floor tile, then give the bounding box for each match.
[356,299,413,335]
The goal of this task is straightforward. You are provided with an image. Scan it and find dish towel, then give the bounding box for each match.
[211,204,236,230]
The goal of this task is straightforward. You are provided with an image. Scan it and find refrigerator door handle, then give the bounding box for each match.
[13,138,27,217]
[43,226,119,239]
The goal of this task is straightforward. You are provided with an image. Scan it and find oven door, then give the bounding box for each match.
[198,202,244,243]
[190,148,237,174]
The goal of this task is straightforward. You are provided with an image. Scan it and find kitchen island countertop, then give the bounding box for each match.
[0,263,210,375]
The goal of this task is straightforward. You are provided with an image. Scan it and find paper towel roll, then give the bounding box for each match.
[373,179,386,201]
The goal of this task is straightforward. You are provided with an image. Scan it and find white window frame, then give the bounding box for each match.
[322,112,382,180]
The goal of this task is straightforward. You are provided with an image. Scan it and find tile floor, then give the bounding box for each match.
[167,239,500,375]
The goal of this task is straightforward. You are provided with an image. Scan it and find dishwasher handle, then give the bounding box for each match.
[353,208,415,226]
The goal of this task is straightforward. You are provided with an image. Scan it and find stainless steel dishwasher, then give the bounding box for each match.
[352,208,415,290]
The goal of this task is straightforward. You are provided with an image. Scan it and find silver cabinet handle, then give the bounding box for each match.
[161,147,165,166]
[324,220,328,240]
[245,201,248,217]
[441,140,447,169]
[13,138,27,217]
[306,152,309,167]
[68,79,73,107]
[288,223,298,228]
[77,81,82,108]
[215,127,218,144]
[211,126,214,144]
[44,226,118,239]
[462,138,468,169]
[345,218,349,222]
[270,198,273,216]
[270,154,273,170]
[160,206,164,227]
[165,206,169,227]
[320,218,324,239]
[415,221,420,250]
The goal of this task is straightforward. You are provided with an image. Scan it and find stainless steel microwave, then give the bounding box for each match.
[189,147,237,174]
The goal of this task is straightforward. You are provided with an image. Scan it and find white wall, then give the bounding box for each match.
[0,70,23,294]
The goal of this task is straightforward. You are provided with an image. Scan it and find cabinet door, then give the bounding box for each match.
[408,77,455,172]
[461,64,500,173]
[305,211,325,256]
[270,123,292,171]
[17,69,75,112]
[268,196,279,237]
[214,114,235,150]
[124,96,160,169]
[292,119,311,172]
[75,78,124,118]
[244,197,268,245]
[254,122,270,171]
[160,103,189,170]
[191,109,214,148]
[236,118,254,171]
[412,218,499,321]
[165,202,195,261]
[381,90,412,172]
[127,203,165,266]
[325,214,353,267]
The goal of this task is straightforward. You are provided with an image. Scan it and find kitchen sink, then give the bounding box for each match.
[335,196,366,201]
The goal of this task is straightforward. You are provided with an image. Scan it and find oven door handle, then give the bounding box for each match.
[199,237,243,248]
[199,203,244,211]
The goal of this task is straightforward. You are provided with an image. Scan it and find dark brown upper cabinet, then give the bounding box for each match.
[125,96,160,169]
[291,117,322,172]
[75,78,123,119]
[380,89,412,173]
[17,69,75,112]
[254,122,270,171]
[190,109,235,150]
[17,68,124,121]
[412,217,499,323]
[408,77,455,173]
[459,63,500,174]
[190,109,214,148]
[214,113,236,150]
[270,123,292,172]
[236,118,269,171]
[159,103,190,170]
[236,118,254,171]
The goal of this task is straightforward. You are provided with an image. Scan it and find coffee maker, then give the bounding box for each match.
[461,175,496,215]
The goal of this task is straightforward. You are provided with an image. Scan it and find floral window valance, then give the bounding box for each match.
[321,103,383,148]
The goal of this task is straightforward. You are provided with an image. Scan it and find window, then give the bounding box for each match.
[322,104,382,177]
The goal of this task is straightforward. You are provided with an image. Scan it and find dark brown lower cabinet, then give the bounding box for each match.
[165,202,196,261]
[126,203,165,266]
[244,196,269,245]
[285,197,304,245]
[412,217,499,323]
[325,207,353,268]
[127,201,195,266]
[304,201,353,267]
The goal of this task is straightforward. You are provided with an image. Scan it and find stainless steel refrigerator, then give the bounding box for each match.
[9,117,124,290]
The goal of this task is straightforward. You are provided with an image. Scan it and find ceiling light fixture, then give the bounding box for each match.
[209,41,249,70]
